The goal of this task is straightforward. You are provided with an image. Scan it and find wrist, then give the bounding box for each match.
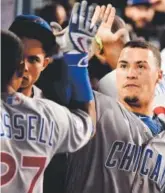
[94,35,103,54]
[63,52,93,102]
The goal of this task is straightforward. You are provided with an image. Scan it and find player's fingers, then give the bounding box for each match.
[99,5,106,22]
[55,27,68,50]
[87,3,97,21]
[107,7,116,29]
[91,20,102,35]
[85,4,97,30]
[79,1,88,29]
[54,27,67,37]
[79,0,88,19]
[50,22,63,35]
[103,4,112,23]
[71,2,80,24]
[91,5,101,29]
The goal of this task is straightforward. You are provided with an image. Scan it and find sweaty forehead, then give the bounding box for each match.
[119,47,154,63]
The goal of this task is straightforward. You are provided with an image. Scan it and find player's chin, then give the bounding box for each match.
[123,91,140,101]
[20,79,31,88]
[126,93,139,100]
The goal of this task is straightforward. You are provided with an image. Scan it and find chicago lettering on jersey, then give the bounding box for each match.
[0,111,54,147]
[105,140,165,191]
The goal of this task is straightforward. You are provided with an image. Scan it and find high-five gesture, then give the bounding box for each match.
[95,5,130,54]
[55,1,102,53]
[69,1,101,53]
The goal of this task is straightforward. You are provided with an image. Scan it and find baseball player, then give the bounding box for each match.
[64,42,165,193]
[91,4,165,130]
[8,12,60,99]
[63,21,165,193]
[0,1,102,192]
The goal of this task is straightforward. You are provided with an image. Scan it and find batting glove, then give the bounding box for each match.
[55,0,101,53]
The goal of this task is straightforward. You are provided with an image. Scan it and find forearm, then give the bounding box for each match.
[64,52,96,127]
[69,100,96,128]
[52,0,101,128]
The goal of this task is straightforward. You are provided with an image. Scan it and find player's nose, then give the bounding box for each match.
[24,60,29,72]
[127,67,138,79]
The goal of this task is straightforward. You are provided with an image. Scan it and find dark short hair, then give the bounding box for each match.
[123,40,161,68]
[1,30,24,91]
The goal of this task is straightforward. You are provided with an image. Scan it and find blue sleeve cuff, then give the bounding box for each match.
[64,53,93,102]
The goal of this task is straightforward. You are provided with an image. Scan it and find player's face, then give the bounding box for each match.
[20,37,50,89]
[125,5,155,28]
[116,47,162,107]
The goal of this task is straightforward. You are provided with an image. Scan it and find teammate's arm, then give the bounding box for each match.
[38,98,94,153]
[53,1,103,128]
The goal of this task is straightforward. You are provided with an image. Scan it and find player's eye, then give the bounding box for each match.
[28,56,40,64]
[120,64,127,68]
[138,64,145,69]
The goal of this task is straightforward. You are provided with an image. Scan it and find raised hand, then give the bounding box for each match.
[95,4,130,54]
[69,1,101,53]
[55,1,102,53]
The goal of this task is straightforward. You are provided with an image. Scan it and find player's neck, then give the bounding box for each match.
[20,86,33,98]
[120,100,153,116]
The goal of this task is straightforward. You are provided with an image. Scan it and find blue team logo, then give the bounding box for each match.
[6,95,22,106]
[34,17,45,25]
[77,54,88,67]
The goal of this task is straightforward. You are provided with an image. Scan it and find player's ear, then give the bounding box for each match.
[42,57,51,71]
[156,69,163,84]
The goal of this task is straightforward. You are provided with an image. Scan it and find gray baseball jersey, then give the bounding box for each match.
[0,92,93,193]
[32,85,44,98]
[65,92,165,193]
[132,131,165,193]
